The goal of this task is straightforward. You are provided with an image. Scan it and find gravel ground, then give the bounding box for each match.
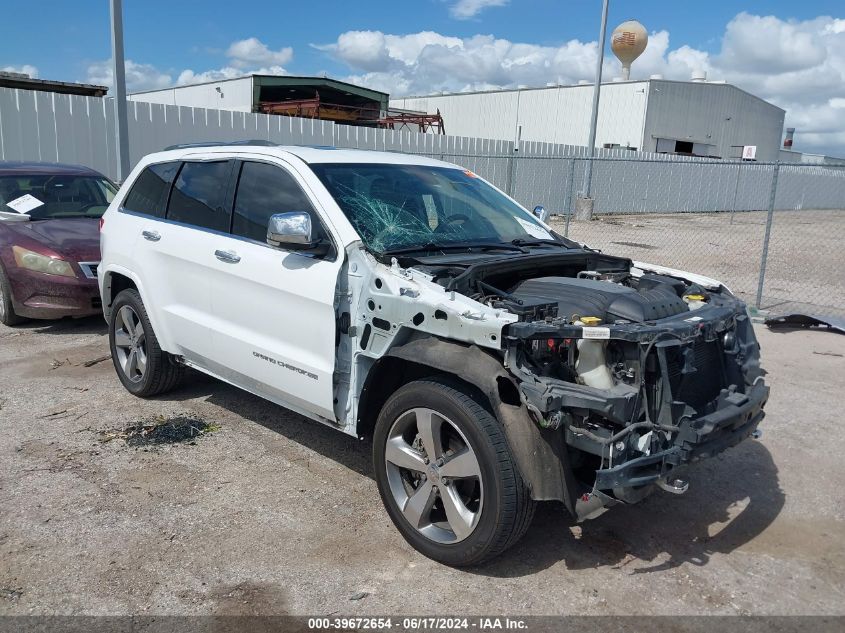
[1,316,843,617]
[551,209,845,317]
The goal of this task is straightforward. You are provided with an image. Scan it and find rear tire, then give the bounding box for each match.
[108,289,183,397]
[373,377,535,566]
[0,267,25,326]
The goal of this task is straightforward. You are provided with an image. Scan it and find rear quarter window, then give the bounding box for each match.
[122,162,180,217]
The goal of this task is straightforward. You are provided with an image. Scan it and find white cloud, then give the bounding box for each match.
[718,12,826,74]
[225,37,293,69]
[86,59,172,91]
[317,30,463,72]
[322,13,845,156]
[176,65,286,85]
[449,0,508,20]
[86,36,291,92]
[324,30,596,94]
[1,64,39,78]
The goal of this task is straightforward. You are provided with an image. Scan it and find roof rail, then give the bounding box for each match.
[163,139,279,151]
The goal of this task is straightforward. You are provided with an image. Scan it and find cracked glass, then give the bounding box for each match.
[311,163,555,254]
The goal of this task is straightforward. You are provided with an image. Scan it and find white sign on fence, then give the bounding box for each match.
[742,145,757,160]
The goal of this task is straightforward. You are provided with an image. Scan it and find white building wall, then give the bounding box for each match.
[642,81,784,161]
[393,80,785,160]
[392,91,521,142]
[392,83,648,148]
[127,77,254,112]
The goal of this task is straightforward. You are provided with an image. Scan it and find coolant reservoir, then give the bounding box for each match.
[575,318,614,390]
[683,293,707,310]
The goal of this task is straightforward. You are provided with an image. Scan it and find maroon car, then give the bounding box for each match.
[0,161,117,325]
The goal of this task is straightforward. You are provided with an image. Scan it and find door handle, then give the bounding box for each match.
[214,249,241,264]
[142,230,161,242]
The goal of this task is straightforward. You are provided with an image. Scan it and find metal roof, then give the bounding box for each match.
[396,78,784,113]
[0,74,107,97]
[129,74,388,99]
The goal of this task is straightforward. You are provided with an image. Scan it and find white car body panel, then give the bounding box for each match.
[204,231,341,421]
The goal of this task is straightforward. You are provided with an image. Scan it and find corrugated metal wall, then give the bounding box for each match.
[1,86,842,216]
[393,80,785,160]
[642,81,785,161]
[393,82,648,149]
[126,76,255,111]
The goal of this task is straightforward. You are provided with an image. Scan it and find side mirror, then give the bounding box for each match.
[267,212,313,248]
[533,205,550,223]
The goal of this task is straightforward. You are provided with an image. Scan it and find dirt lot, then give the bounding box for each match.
[1,316,844,617]
[552,209,845,317]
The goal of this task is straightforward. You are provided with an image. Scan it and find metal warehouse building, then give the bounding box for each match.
[391,78,786,161]
[128,74,390,124]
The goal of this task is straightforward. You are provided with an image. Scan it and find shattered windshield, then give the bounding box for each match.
[311,163,558,254]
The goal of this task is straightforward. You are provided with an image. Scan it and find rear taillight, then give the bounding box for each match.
[99,217,105,232]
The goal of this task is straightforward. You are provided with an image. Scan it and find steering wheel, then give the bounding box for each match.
[438,213,469,228]
[435,213,471,233]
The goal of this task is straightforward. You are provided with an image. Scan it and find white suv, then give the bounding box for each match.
[99,143,767,565]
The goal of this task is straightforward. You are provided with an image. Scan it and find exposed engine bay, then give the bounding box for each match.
[406,250,768,512]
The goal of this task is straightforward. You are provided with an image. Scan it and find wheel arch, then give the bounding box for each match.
[358,336,578,513]
[101,269,138,321]
[101,266,173,354]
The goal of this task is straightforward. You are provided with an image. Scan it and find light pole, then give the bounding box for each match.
[576,0,610,221]
[110,0,130,182]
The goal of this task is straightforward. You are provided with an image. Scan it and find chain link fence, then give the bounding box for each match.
[2,86,841,316]
[411,152,845,318]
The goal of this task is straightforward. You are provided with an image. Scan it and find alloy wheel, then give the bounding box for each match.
[113,305,147,383]
[384,407,483,544]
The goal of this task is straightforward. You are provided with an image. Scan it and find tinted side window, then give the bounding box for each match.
[166,161,232,232]
[233,161,315,242]
[123,162,180,217]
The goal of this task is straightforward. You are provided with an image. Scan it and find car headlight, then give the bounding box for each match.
[12,245,76,278]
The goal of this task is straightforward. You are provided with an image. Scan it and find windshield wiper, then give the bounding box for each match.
[382,241,528,256]
[511,238,570,249]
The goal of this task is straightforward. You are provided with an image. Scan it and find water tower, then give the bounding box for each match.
[611,20,648,80]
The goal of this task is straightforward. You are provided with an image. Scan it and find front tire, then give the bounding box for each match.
[0,267,25,326]
[373,378,535,566]
[108,289,183,397]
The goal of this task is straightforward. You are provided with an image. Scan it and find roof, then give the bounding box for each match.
[395,79,654,100]
[141,144,458,168]
[252,75,388,97]
[129,74,388,99]
[0,74,107,97]
[0,161,106,177]
[395,78,785,113]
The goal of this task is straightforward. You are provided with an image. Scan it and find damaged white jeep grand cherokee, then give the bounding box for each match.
[99,143,768,566]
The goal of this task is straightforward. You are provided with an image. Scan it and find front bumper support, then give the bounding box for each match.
[594,381,769,490]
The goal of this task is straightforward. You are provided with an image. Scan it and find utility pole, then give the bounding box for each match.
[110,0,130,182]
[576,0,610,221]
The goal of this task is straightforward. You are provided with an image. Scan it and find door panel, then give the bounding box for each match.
[130,159,234,360]
[205,159,341,420]
[208,238,340,420]
[137,221,216,359]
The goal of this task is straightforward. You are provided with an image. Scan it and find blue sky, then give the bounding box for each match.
[2,1,844,154]
[2,0,840,82]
